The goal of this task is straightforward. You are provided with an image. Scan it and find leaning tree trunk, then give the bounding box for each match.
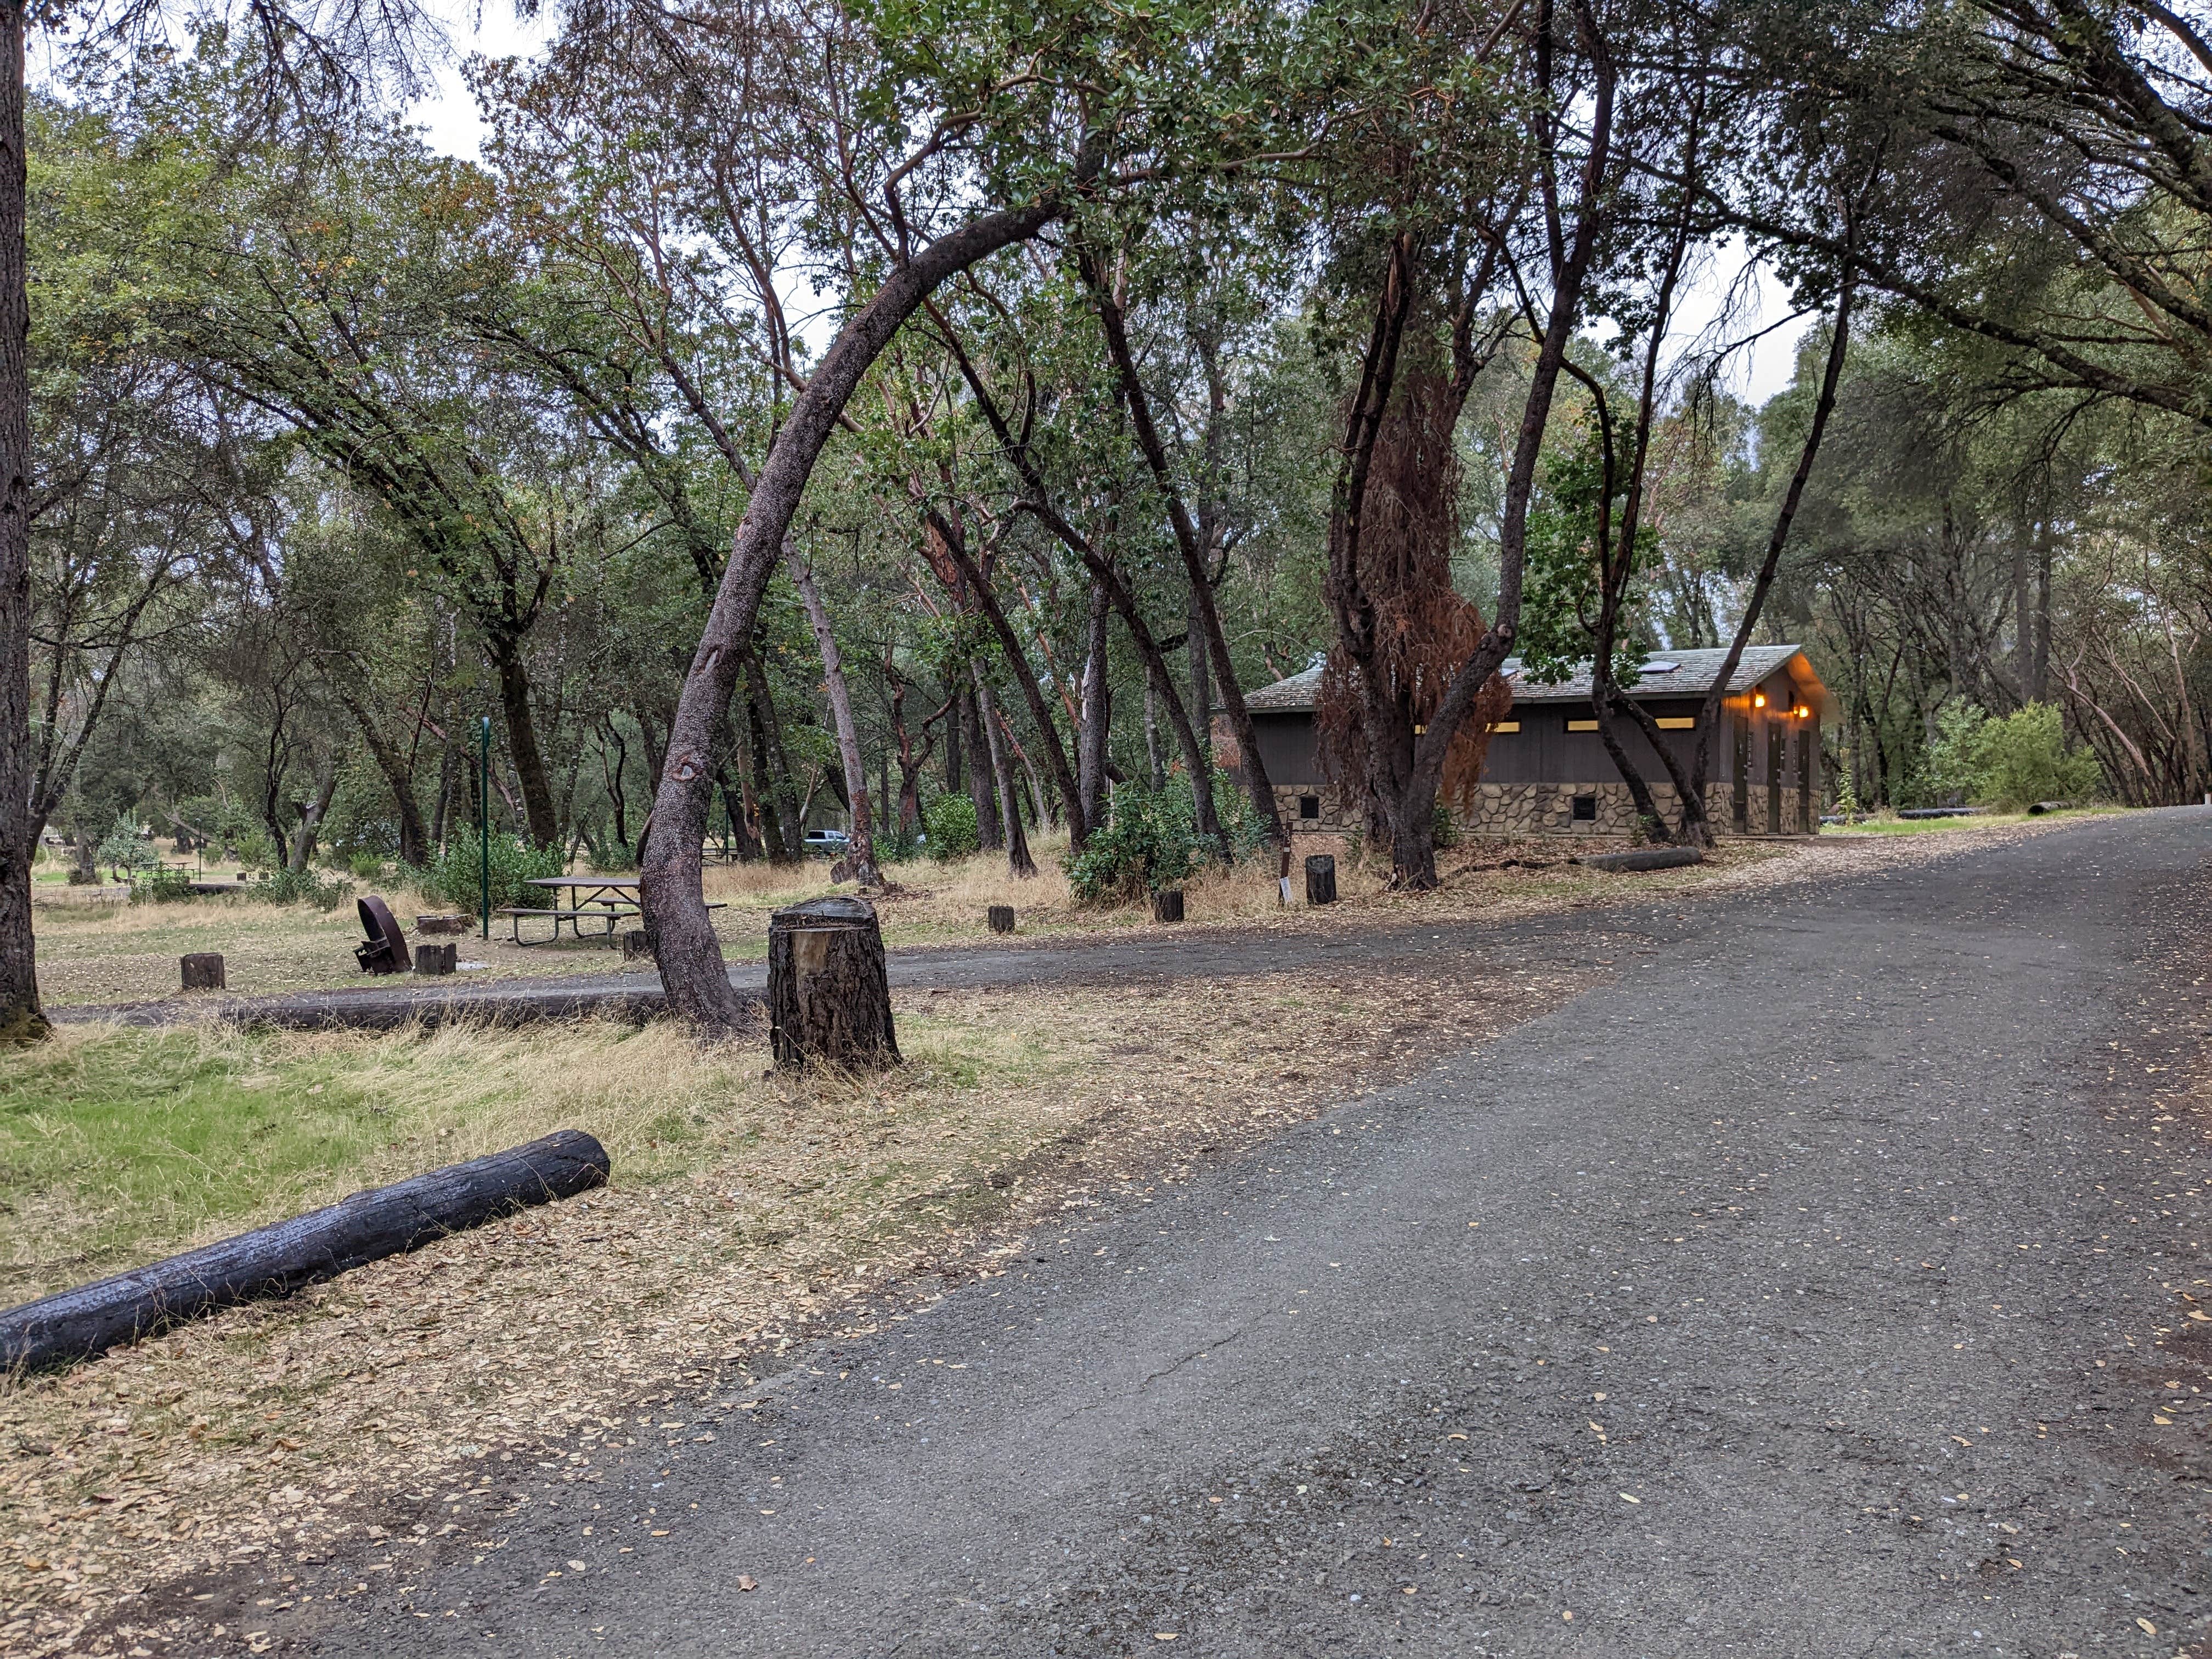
[767,896,899,1069]
[1079,575,1111,834]
[640,184,1088,1030]
[0,3,42,1041]
[489,640,560,850]
[790,554,879,887]
[974,668,1037,877]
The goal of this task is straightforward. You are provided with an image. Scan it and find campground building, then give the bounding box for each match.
[1241,645,1833,839]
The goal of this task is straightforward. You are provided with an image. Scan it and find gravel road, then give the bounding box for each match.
[279,809,2211,1656]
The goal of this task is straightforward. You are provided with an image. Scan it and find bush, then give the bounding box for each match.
[408,835,566,912]
[877,821,924,863]
[1064,782,1204,905]
[244,865,348,911]
[1976,702,2103,809]
[129,866,195,904]
[1431,801,1459,850]
[349,852,386,881]
[923,793,979,862]
[1924,701,2102,810]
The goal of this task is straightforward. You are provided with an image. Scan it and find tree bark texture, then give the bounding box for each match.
[790,554,879,887]
[974,668,1037,877]
[1152,888,1186,923]
[767,895,899,1069]
[960,685,1003,849]
[0,1130,610,1371]
[0,3,42,1039]
[180,953,225,991]
[639,188,1086,1030]
[490,642,560,850]
[1079,576,1111,832]
[1305,854,1338,906]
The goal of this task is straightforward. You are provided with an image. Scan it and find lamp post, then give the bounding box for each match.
[479,716,492,941]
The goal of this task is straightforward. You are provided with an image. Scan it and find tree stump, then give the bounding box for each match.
[414,913,468,936]
[987,904,1015,935]
[414,942,458,977]
[1305,855,1338,906]
[180,953,225,991]
[768,896,899,1069]
[622,928,655,963]
[1152,888,1186,923]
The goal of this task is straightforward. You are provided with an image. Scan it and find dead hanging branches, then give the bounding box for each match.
[1317,367,1512,844]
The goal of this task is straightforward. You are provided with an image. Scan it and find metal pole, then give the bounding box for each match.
[479,715,492,940]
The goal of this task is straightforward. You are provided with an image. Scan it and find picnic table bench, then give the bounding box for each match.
[496,878,724,946]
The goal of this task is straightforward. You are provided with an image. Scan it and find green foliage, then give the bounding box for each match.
[1431,801,1459,849]
[1064,782,1202,905]
[96,815,158,877]
[1517,436,1658,690]
[877,821,925,863]
[1923,702,2102,810]
[923,793,980,862]
[245,866,348,911]
[129,867,196,904]
[409,836,565,912]
[349,852,386,881]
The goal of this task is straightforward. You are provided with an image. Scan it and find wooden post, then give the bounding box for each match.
[180,952,225,991]
[0,1131,611,1372]
[414,942,458,977]
[987,905,1015,934]
[767,896,899,1069]
[1152,888,1185,923]
[1305,855,1338,906]
[622,928,656,963]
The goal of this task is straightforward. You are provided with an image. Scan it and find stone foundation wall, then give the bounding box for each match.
[1274,781,1807,839]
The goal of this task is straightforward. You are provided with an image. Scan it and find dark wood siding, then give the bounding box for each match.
[1252,712,1323,786]
[1479,697,1711,783]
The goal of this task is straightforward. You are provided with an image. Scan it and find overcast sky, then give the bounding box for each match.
[404,7,1815,410]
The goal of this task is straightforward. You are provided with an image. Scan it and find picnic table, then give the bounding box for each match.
[499,877,641,946]
[496,877,723,946]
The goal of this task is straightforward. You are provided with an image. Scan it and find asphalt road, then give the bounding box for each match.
[287,811,2209,1657]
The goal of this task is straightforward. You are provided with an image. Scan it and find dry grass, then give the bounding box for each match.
[0,963,1577,1657]
[0,806,2134,1657]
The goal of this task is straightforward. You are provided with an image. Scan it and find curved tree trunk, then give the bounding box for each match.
[640,189,1082,1030]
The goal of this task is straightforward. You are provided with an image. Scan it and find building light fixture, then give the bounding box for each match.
[1752,692,1767,708]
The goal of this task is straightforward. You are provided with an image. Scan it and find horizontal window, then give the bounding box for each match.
[1566,719,1598,732]
[1655,716,1696,730]
[1490,720,1521,733]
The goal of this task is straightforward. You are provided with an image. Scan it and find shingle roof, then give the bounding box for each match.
[1239,645,1809,713]
[1243,664,1325,712]
[1503,644,1807,703]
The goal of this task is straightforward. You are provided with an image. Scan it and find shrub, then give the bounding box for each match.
[129,866,195,904]
[923,793,979,862]
[877,821,924,864]
[1431,801,1459,849]
[244,866,348,911]
[408,835,566,912]
[1976,702,2102,809]
[349,852,386,881]
[1923,701,2102,810]
[1064,782,1203,905]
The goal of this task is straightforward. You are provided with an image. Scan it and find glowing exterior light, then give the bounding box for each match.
[1752,692,1767,708]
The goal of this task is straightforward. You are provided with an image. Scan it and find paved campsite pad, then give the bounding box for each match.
[149,808,2211,1655]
